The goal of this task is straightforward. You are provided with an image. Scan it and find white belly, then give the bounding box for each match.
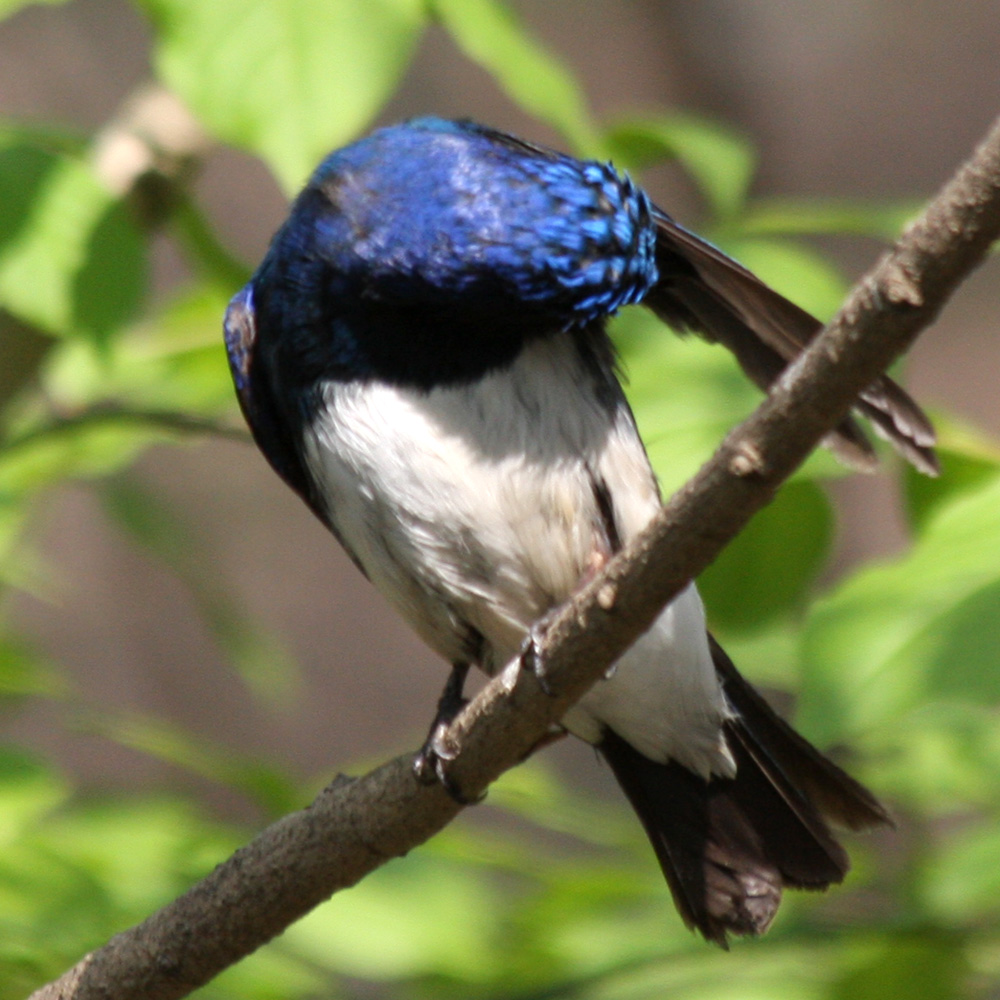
[303,332,734,777]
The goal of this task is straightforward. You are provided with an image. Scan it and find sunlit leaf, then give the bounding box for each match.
[0,144,146,341]
[798,472,1000,748]
[139,0,427,193]
[284,857,505,981]
[903,416,1000,534]
[433,0,604,156]
[614,308,841,498]
[0,419,155,496]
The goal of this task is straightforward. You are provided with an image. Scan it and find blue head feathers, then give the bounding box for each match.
[234,117,658,387]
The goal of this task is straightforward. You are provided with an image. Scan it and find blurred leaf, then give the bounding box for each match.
[169,194,251,290]
[284,857,507,982]
[87,711,301,816]
[740,197,924,242]
[139,0,427,193]
[433,0,604,156]
[716,620,802,691]
[0,143,56,249]
[38,282,238,415]
[0,0,70,18]
[922,818,1000,921]
[798,471,1000,747]
[614,308,761,493]
[875,704,1000,810]
[98,476,302,708]
[0,636,64,699]
[828,933,967,1000]
[0,749,67,845]
[482,757,633,849]
[0,418,155,497]
[0,144,146,340]
[903,416,1000,534]
[0,314,52,410]
[0,790,243,997]
[608,115,756,220]
[699,479,834,633]
[207,944,335,1000]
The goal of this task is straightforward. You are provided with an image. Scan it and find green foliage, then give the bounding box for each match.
[0,2,998,999]
[137,0,428,193]
[0,129,147,341]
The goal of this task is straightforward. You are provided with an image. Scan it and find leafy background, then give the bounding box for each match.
[1,1,1000,998]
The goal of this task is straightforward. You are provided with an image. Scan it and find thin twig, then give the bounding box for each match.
[2,404,252,455]
[30,114,1000,1000]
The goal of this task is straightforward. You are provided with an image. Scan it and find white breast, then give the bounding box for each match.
[303,332,734,777]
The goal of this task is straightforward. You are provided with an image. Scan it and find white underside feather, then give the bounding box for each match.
[303,332,735,778]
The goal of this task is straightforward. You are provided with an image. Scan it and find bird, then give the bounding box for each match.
[223,116,938,944]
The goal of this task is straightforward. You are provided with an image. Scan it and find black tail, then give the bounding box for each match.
[644,209,939,477]
[599,637,891,945]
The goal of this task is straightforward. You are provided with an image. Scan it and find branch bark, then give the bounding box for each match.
[32,113,1000,1000]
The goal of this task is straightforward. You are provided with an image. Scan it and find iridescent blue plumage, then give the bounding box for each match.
[229,118,660,393]
[306,117,658,323]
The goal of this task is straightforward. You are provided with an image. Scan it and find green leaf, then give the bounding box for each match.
[740,197,924,241]
[0,637,64,700]
[0,418,155,498]
[284,856,506,981]
[0,0,70,20]
[0,143,146,341]
[139,0,427,193]
[699,479,833,634]
[828,933,968,1000]
[903,416,1000,534]
[798,472,1000,750]
[87,711,301,816]
[433,0,604,156]
[607,115,756,220]
[0,749,67,845]
[922,817,1000,920]
[614,309,760,493]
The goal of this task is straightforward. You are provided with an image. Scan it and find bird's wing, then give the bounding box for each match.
[644,209,939,476]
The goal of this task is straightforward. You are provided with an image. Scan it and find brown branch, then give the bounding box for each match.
[31,113,1000,1000]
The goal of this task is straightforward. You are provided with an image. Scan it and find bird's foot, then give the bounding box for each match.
[412,663,485,805]
[519,612,559,696]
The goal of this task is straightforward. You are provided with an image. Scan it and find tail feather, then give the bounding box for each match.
[644,210,939,476]
[710,635,891,832]
[599,639,891,945]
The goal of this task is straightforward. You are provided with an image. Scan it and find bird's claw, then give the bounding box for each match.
[412,662,484,805]
[413,729,485,805]
[520,614,558,696]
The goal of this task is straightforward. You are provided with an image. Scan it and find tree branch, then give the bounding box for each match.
[31,113,1000,1000]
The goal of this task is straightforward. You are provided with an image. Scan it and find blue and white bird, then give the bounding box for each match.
[224,117,937,943]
